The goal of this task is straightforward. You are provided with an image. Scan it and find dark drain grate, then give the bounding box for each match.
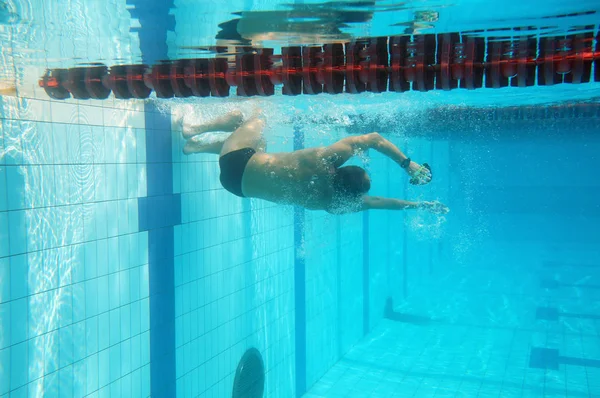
[232,348,265,398]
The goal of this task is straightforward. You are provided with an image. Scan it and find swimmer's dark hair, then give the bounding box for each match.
[332,165,371,199]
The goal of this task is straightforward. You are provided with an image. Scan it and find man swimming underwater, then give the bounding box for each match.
[181,110,449,215]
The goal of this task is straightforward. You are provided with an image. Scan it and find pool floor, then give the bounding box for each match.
[305,318,599,397]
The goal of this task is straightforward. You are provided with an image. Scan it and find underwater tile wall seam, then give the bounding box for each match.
[294,0,307,390]
[336,216,342,358]
[128,1,179,397]
[362,152,371,336]
[293,125,307,397]
[402,138,409,300]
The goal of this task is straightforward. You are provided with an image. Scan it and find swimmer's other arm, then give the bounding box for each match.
[361,196,419,210]
[362,197,449,214]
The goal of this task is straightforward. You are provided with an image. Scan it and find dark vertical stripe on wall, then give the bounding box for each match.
[386,160,391,292]
[402,210,408,299]
[293,126,307,396]
[429,143,435,274]
[139,105,180,398]
[128,2,178,397]
[362,152,371,336]
[402,139,408,299]
[336,217,342,357]
[294,0,307,390]
[362,211,370,335]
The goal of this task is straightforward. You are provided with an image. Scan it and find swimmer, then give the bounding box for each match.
[181,110,449,215]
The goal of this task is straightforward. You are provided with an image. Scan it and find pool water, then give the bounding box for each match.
[0,0,599,397]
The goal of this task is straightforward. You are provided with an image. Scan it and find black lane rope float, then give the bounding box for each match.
[39,29,600,100]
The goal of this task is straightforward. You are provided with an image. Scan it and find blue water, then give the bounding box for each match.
[1,0,600,397]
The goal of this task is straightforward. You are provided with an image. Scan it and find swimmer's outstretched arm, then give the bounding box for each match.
[362,196,449,214]
[362,196,420,210]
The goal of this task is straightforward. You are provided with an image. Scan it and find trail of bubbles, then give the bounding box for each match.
[159,92,440,140]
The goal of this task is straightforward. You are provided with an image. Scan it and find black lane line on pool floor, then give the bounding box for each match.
[535,307,600,321]
[542,261,599,268]
[530,347,600,370]
[540,280,600,290]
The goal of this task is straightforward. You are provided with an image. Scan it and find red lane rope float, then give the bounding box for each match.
[146,63,175,98]
[183,59,211,97]
[345,40,367,94]
[366,37,389,93]
[282,46,302,95]
[437,33,459,90]
[564,29,594,84]
[323,43,344,94]
[208,58,229,97]
[596,32,600,83]
[63,68,91,99]
[235,48,258,97]
[511,35,537,88]
[538,37,562,86]
[302,46,323,95]
[126,65,152,99]
[56,66,110,100]
[39,69,71,99]
[39,30,600,100]
[500,42,517,80]
[254,49,275,96]
[414,34,436,92]
[389,35,410,92]
[170,60,193,98]
[460,36,485,90]
[485,38,509,88]
[85,66,111,100]
[452,40,466,82]
[104,65,151,99]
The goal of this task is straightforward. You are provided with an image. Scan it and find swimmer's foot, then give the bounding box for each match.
[407,161,432,185]
[183,133,230,155]
[182,110,244,139]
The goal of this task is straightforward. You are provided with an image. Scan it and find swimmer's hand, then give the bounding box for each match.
[419,201,449,215]
[407,161,432,184]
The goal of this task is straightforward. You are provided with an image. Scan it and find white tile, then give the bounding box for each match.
[104,127,117,164]
[21,99,52,123]
[135,128,146,164]
[103,107,128,128]
[51,101,78,124]
[128,110,145,129]
[91,126,106,164]
[78,103,104,127]
[52,123,69,164]
[2,119,23,165]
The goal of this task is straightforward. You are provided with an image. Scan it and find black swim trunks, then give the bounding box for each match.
[219,148,256,197]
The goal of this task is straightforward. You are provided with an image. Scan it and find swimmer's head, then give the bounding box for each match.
[332,165,371,200]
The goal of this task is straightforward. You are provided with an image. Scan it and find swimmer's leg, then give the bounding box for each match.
[220,111,267,156]
[183,133,231,155]
[183,110,244,139]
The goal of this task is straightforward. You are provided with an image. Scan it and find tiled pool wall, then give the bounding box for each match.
[1,94,152,397]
